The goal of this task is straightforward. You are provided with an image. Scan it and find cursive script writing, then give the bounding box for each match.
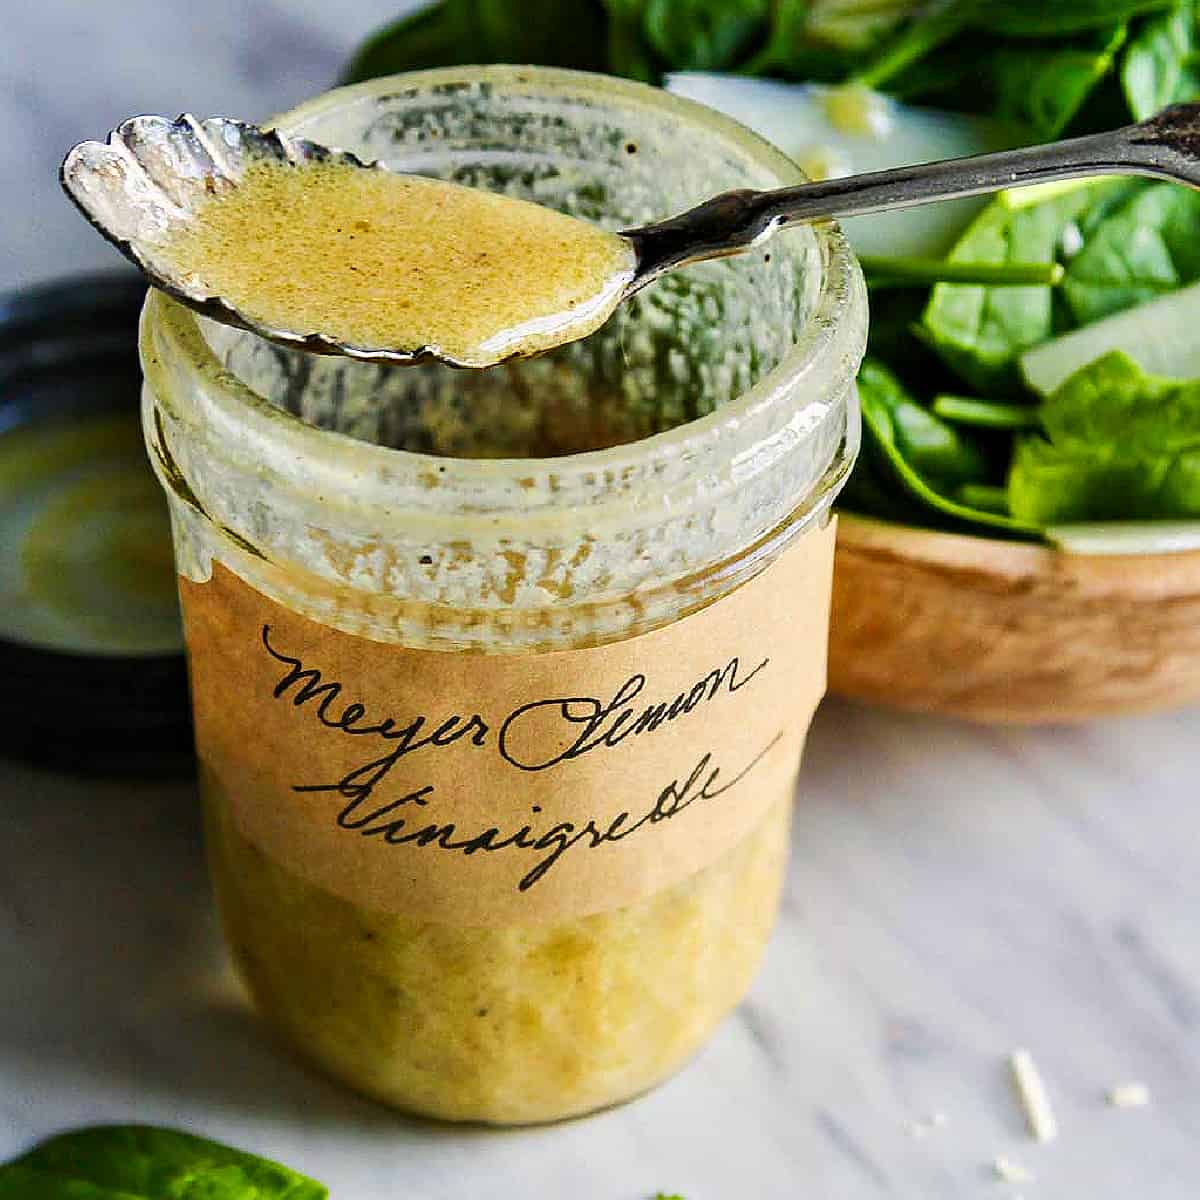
[300,736,782,891]
[498,657,768,771]
[258,626,778,893]
[262,624,490,752]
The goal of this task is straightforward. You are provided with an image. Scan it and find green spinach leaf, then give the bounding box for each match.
[600,0,662,80]
[1061,181,1200,322]
[854,0,981,88]
[921,182,1115,392]
[1007,436,1178,522]
[845,360,1037,533]
[862,256,1064,287]
[803,0,924,52]
[341,0,610,83]
[643,0,768,70]
[0,1165,140,1199]
[0,1126,327,1200]
[1123,0,1200,118]
[972,0,1171,37]
[1009,351,1200,521]
[932,394,1042,428]
[1039,348,1200,453]
[992,24,1128,138]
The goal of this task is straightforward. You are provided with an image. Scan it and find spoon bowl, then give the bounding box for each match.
[60,115,475,366]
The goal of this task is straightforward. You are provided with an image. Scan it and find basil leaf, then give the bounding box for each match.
[1122,0,1200,118]
[972,0,1171,37]
[0,1127,327,1200]
[1009,351,1200,521]
[1061,181,1200,323]
[992,24,1129,138]
[921,182,1116,392]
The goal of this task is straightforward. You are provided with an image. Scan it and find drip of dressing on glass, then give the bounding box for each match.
[160,161,637,368]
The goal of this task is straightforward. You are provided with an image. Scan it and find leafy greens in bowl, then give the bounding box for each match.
[345,0,1200,554]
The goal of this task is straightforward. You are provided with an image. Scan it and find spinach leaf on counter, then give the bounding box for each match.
[0,1126,327,1200]
[1122,0,1200,116]
[1009,351,1200,521]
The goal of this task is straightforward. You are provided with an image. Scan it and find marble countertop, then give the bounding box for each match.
[5,4,1200,1198]
[6,702,1200,1199]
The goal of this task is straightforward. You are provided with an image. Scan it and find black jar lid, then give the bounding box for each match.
[0,271,193,776]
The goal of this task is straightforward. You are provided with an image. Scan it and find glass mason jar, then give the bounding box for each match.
[140,66,866,1124]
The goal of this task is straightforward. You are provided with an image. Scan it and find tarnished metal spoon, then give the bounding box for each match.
[61,104,1200,369]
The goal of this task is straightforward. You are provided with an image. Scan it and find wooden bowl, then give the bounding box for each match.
[828,514,1200,724]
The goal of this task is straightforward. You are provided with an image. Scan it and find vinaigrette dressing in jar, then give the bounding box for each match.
[140,66,866,1124]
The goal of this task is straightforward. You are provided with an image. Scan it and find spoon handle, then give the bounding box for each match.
[625,103,1200,286]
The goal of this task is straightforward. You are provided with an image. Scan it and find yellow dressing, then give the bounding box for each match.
[159,160,637,366]
[206,776,791,1123]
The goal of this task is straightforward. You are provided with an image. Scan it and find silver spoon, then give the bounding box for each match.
[61,104,1200,369]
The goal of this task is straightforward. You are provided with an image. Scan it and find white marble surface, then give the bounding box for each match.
[5,702,1200,1199]
[5,4,1200,1199]
[2,0,404,291]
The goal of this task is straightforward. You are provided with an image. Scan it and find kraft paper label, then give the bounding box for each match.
[180,519,835,925]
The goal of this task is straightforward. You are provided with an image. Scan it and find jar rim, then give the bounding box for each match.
[141,65,866,530]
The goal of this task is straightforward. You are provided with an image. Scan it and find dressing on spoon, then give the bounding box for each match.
[159,159,636,368]
[64,104,1200,368]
